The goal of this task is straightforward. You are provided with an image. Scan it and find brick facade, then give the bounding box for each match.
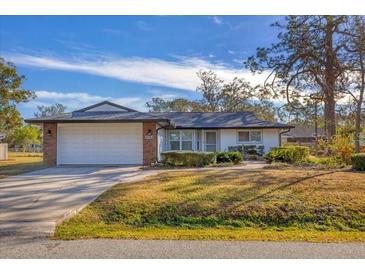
[143,122,157,165]
[43,123,57,166]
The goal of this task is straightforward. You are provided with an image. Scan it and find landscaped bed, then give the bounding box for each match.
[54,168,365,242]
[0,152,45,179]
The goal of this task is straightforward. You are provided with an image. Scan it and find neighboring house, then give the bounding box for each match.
[0,133,8,161]
[281,125,325,146]
[25,101,293,166]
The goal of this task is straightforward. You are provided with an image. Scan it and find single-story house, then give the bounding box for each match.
[281,125,325,146]
[25,101,293,166]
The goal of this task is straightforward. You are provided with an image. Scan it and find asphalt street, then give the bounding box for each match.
[1,236,364,259]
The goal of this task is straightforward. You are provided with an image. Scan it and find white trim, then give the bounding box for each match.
[167,129,194,151]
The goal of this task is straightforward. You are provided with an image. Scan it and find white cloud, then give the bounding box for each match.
[6,53,269,91]
[228,50,235,55]
[136,20,152,31]
[21,90,148,113]
[212,16,223,25]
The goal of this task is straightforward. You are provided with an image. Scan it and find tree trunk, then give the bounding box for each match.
[324,16,337,141]
[355,51,365,153]
[314,102,319,155]
[355,105,362,153]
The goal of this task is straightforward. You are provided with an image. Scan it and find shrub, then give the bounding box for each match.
[316,156,347,169]
[243,145,257,156]
[215,151,243,164]
[265,146,310,164]
[161,151,215,167]
[351,153,365,171]
[228,151,243,164]
[328,135,355,164]
[228,145,265,158]
[256,145,265,156]
[215,152,231,163]
[313,135,354,166]
[228,145,243,153]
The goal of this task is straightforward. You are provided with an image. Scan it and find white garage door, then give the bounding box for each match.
[57,123,143,165]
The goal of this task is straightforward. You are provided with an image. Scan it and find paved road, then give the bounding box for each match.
[0,236,364,258]
[0,166,160,236]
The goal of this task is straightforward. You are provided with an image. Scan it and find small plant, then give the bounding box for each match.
[265,146,310,164]
[215,151,243,164]
[351,153,365,171]
[161,151,215,167]
[256,145,265,156]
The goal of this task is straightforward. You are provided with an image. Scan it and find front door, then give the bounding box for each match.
[205,131,217,152]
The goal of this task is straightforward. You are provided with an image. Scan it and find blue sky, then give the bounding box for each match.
[0,16,282,118]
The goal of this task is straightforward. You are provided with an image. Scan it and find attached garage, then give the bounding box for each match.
[57,123,143,165]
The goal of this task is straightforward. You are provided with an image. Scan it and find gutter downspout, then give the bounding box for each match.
[279,128,291,147]
[156,121,172,163]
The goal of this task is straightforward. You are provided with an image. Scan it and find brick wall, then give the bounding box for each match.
[43,123,57,166]
[143,122,157,165]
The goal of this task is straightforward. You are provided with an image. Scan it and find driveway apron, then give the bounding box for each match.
[0,166,153,236]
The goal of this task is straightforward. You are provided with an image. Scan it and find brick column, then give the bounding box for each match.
[143,122,157,165]
[43,123,57,166]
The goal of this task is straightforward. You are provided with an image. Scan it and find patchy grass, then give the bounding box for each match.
[0,152,45,179]
[55,168,365,242]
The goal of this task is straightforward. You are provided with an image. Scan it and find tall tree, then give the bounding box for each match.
[34,103,67,117]
[245,16,347,140]
[196,70,224,111]
[8,125,41,152]
[146,70,277,121]
[220,77,255,111]
[146,97,203,112]
[0,58,35,132]
[341,16,365,152]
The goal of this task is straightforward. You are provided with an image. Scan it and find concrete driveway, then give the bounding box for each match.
[0,166,158,236]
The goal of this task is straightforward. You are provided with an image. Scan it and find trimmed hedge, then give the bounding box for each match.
[161,151,215,167]
[351,153,365,171]
[265,146,310,164]
[215,151,243,164]
[228,145,265,157]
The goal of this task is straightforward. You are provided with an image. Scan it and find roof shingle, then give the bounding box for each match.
[25,111,292,129]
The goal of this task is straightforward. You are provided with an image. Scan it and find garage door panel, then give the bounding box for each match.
[57,123,143,165]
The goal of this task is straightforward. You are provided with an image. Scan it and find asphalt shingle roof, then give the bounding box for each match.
[25,111,292,129]
[150,112,291,129]
[25,111,169,122]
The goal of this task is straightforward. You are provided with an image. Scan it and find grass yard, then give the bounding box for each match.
[0,152,45,179]
[55,168,365,242]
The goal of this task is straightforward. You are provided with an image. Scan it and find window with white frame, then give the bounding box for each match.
[168,130,193,150]
[237,130,262,143]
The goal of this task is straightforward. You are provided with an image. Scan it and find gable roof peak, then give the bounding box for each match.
[74,101,138,113]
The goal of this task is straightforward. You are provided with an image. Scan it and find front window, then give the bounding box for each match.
[237,130,262,143]
[168,130,193,151]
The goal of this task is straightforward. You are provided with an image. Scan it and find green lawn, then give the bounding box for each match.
[0,152,45,179]
[55,168,365,242]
